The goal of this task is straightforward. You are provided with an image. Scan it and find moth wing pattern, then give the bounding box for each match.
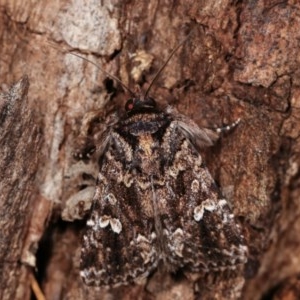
[156,115,248,272]
[80,126,159,286]
[79,101,248,287]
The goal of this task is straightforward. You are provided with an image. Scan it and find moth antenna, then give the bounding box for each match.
[47,41,135,97]
[144,29,195,98]
[68,52,135,97]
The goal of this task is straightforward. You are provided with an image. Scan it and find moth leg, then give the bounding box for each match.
[61,186,95,221]
[63,108,117,222]
[201,118,241,147]
[167,106,240,148]
[214,118,241,134]
[72,109,107,160]
[62,160,98,221]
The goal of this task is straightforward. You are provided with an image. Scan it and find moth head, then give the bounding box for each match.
[125,97,157,114]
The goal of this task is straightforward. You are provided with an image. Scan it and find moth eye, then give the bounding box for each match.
[125,99,135,111]
[125,97,156,113]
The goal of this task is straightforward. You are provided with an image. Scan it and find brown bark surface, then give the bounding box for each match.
[0,1,299,299]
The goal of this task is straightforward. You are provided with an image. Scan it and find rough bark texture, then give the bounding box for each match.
[0,76,43,299]
[0,0,299,299]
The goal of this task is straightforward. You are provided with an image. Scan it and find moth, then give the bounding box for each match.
[63,34,248,287]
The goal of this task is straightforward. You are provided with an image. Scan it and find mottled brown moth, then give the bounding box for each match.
[63,33,248,287]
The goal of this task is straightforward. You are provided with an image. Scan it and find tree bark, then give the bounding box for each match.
[0,1,299,299]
